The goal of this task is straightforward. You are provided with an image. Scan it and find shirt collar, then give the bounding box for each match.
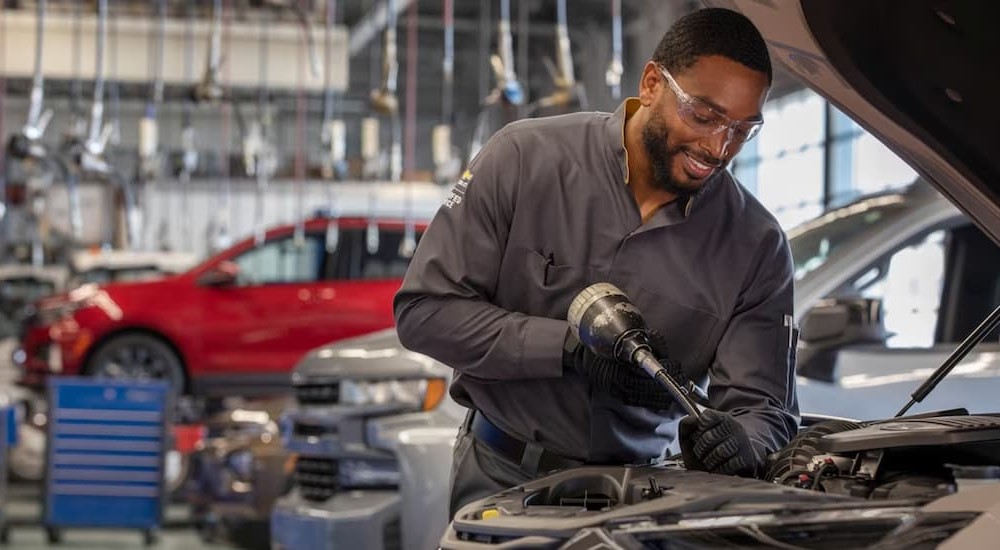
[605,98,698,218]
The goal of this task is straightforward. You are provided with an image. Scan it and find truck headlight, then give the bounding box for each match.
[339,378,447,411]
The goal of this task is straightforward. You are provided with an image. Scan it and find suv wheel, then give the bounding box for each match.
[86,332,185,391]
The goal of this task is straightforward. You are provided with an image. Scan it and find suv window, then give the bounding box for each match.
[836,222,1000,348]
[789,196,908,280]
[848,230,946,348]
[325,227,422,280]
[234,234,325,285]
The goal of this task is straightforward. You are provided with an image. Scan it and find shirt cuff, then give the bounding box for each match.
[521,317,570,379]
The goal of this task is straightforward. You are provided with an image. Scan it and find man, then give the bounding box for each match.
[394,8,799,515]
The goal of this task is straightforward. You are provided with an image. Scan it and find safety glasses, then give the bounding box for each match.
[658,64,764,144]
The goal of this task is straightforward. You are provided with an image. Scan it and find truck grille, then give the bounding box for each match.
[295,382,340,405]
[295,457,339,501]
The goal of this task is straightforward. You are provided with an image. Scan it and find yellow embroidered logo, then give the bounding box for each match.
[444,170,473,209]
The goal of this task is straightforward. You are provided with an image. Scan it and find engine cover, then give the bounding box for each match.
[818,415,1000,453]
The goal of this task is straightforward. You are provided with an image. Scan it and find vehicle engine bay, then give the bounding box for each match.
[442,411,1000,548]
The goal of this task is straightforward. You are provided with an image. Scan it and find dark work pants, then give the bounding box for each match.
[449,414,535,518]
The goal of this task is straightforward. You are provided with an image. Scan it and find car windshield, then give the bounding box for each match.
[788,195,910,281]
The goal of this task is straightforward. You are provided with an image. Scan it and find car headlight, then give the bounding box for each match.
[339,378,447,411]
[225,449,256,482]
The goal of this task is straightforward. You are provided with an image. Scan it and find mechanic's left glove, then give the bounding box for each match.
[563,327,683,411]
[678,409,762,477]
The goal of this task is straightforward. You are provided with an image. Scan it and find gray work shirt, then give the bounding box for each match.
[394,99,799,464]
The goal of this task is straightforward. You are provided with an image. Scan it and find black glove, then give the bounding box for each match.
[679,409,761,477]
[563,328,688,411]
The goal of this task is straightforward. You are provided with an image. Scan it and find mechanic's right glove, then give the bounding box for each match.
[678,409,762,477]
[563,328,688,411]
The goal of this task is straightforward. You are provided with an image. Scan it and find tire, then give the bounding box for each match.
[85,332,185,392]
[764,420,865,484]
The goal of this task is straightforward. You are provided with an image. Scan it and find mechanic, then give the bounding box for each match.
[394,8,799,515]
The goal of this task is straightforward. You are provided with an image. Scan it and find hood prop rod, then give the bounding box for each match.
[897,301,1000,417]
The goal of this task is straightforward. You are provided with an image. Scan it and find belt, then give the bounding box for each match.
[469,412,583,475]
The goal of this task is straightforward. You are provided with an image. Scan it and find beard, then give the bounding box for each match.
[641,108,724,198]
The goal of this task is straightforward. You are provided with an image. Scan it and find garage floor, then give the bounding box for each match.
[3,483,233,550]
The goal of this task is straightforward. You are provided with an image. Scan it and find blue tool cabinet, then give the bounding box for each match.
[43,378,172,546]
[0,404,14,544]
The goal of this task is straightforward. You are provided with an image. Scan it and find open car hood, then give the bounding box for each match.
[705,0,1000,244]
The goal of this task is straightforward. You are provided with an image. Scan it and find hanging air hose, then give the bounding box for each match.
[370,0,399,116]
[403,0,418,178]
[106,0,140,250]
[251,2,275,247]
[494,0,523,106]
[320,0,345,180]
[385,0,402,184]
[195,0,225,103]
[529,0,586,114]
[468,0,490,162]
[77,0,133,249]
[5,0,54,264]
[177,0,201,251]
[84,0,109,165]
[108,4,121,152]
[21,0,51,151]
[204,0,235,254]
[554,0,576,92]
[398,0,418,259]
[322,0,341,253]
[160,0,197,251]
[367,0,402,254]
[140,0,166,180]
[63,0,84,246]
[361,0,380,181]
[68,0,84,139]
[517,0,529,96]
[140,0,166,250]
[431,0,458,185]
[213,0,234,253]
[607,0,624,100]
[293,0,309,247]
[470,0,525,162]
[260,0,322,80]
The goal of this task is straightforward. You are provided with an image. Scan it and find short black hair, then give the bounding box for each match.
[652,8,772,83]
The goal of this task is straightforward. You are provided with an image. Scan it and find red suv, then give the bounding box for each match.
[16,217,425,396]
